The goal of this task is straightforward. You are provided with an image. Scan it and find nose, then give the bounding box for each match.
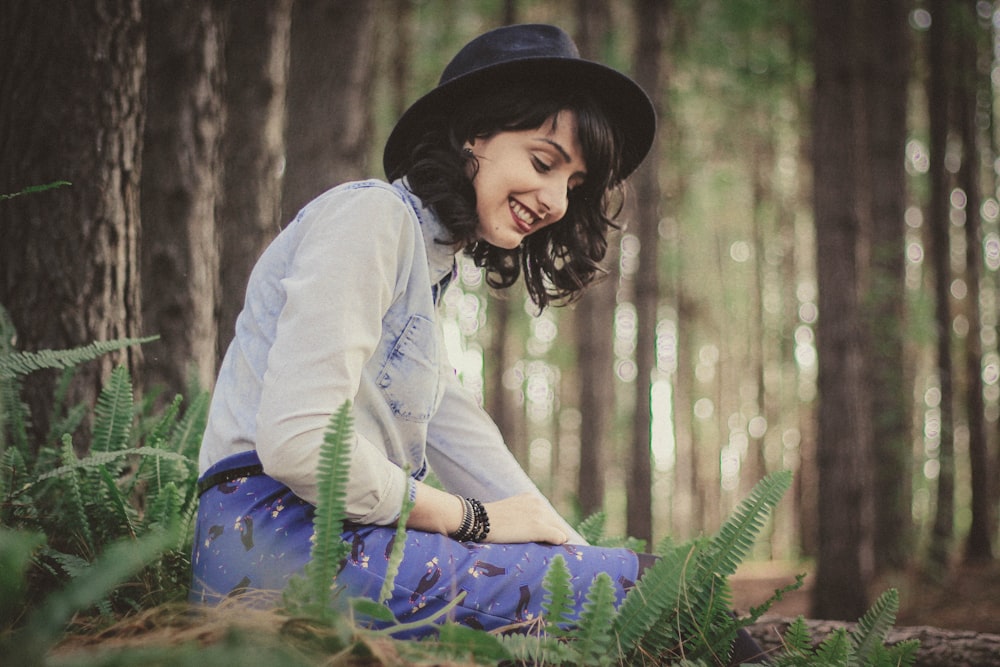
[538,181,569,223]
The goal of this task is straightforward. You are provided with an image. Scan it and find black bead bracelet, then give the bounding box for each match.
[450,495,490,542]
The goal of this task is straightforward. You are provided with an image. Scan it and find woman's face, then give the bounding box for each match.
[467,111,587,250]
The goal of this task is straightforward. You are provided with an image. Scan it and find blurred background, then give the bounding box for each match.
[2,0,997,626]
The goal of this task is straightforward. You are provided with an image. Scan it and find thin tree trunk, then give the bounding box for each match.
[955,0,994,563]
[627,0,668,545]
[926,0,957,574]
[0,0,144,444]
[573,0,616,519]
[282,0,376,219]
[216,0,292,364]
[141,0,224,399]
[810,0,874,620]
[864,0,913,573]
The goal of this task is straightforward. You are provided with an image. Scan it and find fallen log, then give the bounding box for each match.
[747,616,1000,667]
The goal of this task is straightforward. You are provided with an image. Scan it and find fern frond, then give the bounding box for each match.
[0,336,157,380]
[57,434,95,554]
[91,366,133,456]
[884,638,920,667]
[614,540,696,655]
[97,465,138,541]
[697,470,792,581]
[540,554,574,635]
[498,630,574,665]
[849,588,899,664]
[429,622,512,664]
[771,616,814,666]
[379,472,412,605]
[573,571,617,666]
[0,370,30,456]
[747,572,807,622]
[168,389,209,460]
[814,627,850,665]
[576,511,607,545]
[22,447,191,494]
[287,401,354,620]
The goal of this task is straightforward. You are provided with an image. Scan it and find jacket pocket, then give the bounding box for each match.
[376,314,440,422]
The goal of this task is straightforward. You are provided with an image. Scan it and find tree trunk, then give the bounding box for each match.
[626,0,668,546]
[810,0,874,620]
[747,617,1000,667]
[863,0,913,573]
[0,0,144,445]
[281,0,377,219]
[954,0,994,563]
[140,0,224,400]
[926,0,957,574]
[217,0,292,362]
[572,0,616,520]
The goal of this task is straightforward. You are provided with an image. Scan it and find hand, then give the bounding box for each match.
[481,493,569,545]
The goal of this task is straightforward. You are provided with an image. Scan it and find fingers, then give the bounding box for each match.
[481,494,570,545]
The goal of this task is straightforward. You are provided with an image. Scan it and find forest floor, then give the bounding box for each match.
[730,558,1000,635]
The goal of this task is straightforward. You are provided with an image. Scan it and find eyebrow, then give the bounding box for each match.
[537,138,587,177]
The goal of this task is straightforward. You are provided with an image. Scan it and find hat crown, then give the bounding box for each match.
[440,24,581,85]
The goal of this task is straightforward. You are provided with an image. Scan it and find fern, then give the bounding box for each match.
[577,511,607,545]
[541,554,575,636]
[613,539,695,656]
[284,401,353,620]
[0,336,157,380]
[696,470,792,582]
[849,588,899,665]
[91,366,134,455]
[815,627,850,665]
[573,571,617,666]
[379,473,413,605]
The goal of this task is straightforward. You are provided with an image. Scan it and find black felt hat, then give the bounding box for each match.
[383,24,656,183]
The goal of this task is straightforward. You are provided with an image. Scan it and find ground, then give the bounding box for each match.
[730,559,1000,635]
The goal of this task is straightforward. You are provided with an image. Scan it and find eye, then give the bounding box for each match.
[531,156,552,173]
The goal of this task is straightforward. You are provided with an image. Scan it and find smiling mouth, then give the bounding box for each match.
[510,198,537,232]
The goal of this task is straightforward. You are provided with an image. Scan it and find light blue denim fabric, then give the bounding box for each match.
[200,179,585,541]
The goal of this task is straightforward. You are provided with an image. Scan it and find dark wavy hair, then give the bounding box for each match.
[402,81,626,310]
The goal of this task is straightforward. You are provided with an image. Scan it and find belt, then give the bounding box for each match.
[196,463,265,497]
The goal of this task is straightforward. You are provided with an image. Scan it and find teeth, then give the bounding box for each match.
[510,199,535,224]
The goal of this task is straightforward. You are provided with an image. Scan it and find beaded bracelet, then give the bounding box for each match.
[449,495,490,542]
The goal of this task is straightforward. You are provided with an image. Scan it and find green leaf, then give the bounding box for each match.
[435,622,512,663]
[91,366,133,454]
[849,588,899,664]
[351,597,397,624]
[540,554,574,634]
[0,337,157,379]
[574,571,618,666]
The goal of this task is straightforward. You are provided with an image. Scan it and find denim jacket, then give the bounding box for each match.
[200,179,584,541]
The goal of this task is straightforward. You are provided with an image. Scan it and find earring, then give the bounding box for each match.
[462,145,474,157]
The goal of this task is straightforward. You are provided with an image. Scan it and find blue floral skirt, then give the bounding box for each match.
[190,451,640,638]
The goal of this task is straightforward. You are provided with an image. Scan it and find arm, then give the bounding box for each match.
[256,187,413,525]
[422,369,588,544]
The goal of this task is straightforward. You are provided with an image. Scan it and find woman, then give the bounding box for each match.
[191,23,764,662]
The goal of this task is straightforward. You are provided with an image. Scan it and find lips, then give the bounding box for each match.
[509,198,537,233]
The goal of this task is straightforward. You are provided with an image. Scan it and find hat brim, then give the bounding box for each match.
[383,56,656,183]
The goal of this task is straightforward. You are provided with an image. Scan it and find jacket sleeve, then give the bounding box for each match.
[255,187,412,525]
[424,369,589,544]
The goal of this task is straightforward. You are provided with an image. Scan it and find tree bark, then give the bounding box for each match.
[140,0,225,400]
[863,0,913,573]
[572,0,616,520]
[0,0,144,445]
[217,0,292,362]
[810,0,874,620]
[626,0,668,545]
[926,0,957,574]
[281,0,377,219]
[748,617,1000,667]
[953,1,994,564]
